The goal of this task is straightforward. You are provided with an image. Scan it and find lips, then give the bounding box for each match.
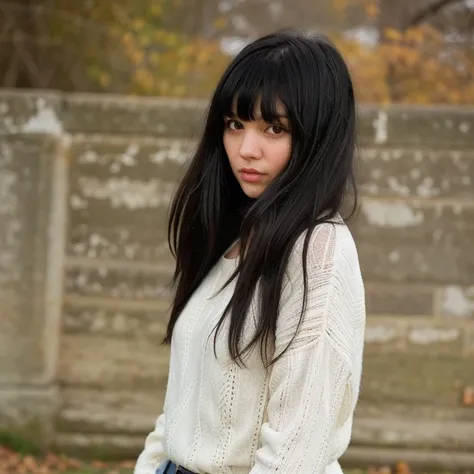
[240,168,265,183]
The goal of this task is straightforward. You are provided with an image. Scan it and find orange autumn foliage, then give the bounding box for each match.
[86,1,474,104]
[335,24,474,104]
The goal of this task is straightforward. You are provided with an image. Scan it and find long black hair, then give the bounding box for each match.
[165,30,357,365]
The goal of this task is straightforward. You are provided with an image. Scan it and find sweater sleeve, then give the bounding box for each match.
[250,224,365,474]
[134,413,167,474]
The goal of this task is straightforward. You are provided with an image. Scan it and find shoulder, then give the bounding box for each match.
[277,215,365,354]
[286,214,361,283]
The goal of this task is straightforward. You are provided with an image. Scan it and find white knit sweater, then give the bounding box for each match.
[135,220,366,474]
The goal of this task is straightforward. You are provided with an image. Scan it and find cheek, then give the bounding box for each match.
[270,140,291,174]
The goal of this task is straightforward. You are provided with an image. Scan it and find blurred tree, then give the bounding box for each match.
[332,0,474,103]
[221,0,335,35]
[0,0,229,96]
[0,0,473,103]
[0,0,137,91]
[0,0,50,88]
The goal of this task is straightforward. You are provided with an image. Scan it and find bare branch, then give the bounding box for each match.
[407,0,464,27]
[4,47,20,86]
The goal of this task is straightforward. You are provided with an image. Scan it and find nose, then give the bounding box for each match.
[239,131,263,160]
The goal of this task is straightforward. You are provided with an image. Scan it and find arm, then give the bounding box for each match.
[134,413,168,474]
[250,225,365,474]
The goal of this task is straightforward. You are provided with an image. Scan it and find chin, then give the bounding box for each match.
[241,184,264,199]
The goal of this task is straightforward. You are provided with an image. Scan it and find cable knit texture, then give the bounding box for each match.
[134,219,366,474]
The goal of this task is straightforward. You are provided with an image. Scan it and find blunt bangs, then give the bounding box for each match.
[215,49,291,125]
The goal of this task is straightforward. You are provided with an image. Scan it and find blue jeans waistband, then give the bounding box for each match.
[157,460,197,474]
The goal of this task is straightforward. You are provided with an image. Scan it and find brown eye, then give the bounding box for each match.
[226,119,243,130]
[268,125,285,135]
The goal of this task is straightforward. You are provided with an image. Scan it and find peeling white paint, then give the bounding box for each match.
[150,141,190,164]
[416,177,440,198]
[387,177,410,196]
[124,243,140,259]
[92,234,109,256]
[365,325,397,343]
[70,230,150,260]
[65,300,173,334]
[70,195,88,210]
[372,111,388,144]
[459,121,470,134]
[382,430,405,443]
[110,144,140,173]
[413,151,423,163]
[409,326,459,345]
[388,250,400,262]
[442,286,474,318]
[78,150,100,164]
[79,145,140,172]
[89,232,109,247]
[362,201,424,228]
[78,177,175,209]
[75,272,88,288]
[22,98,63,136]
[120,144,139,166]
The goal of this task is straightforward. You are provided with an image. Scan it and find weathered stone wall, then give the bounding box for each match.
[0,90,473,468]
[0,93,67,447]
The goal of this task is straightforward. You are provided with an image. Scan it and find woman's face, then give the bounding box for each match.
[223,100,292,199]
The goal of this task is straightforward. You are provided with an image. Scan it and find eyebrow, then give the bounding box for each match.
[226,113,289,120]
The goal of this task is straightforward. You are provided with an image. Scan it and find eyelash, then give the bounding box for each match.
[224,119,287,135]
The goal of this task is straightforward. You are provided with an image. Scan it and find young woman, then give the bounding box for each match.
[135,30,366,474]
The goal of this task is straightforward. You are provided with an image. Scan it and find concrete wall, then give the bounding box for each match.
[0,90,473,468]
